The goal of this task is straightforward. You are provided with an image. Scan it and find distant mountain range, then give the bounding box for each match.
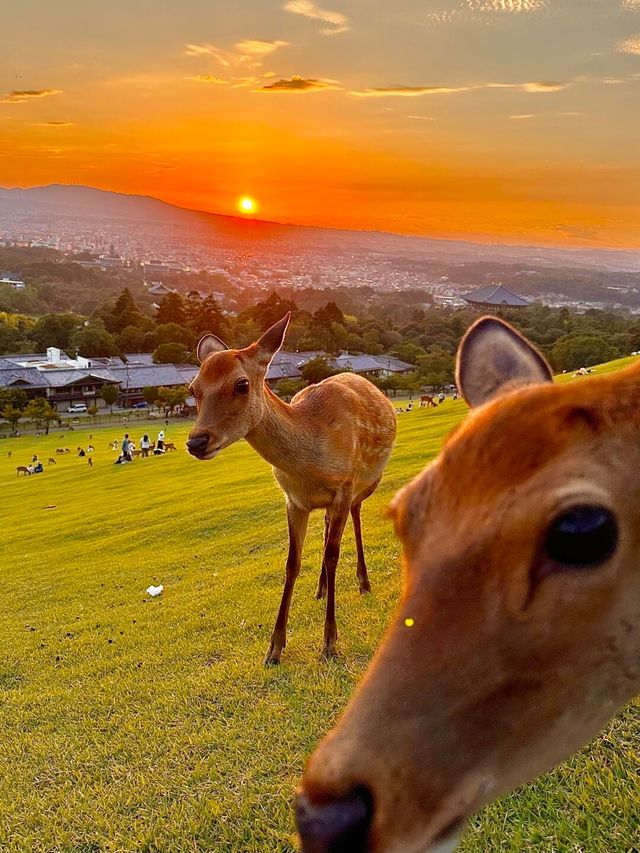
[1,183,639,272]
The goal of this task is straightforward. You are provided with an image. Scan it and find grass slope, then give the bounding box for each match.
[0,370,638,852]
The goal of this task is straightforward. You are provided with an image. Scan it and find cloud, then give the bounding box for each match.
[424,10,462,25]
[408,114,435,120]
[34,120,74,126]
[256,75,341,92]
[350,81,569,97]
[464,0,547,11]
[283,0,349,35]
[0,88,62,104]
[185,39,289,70]
[352,85,472,96]
[521,81,568,92]
[186,75,228,85]
[618,35,640,54]
[235,39,289,56]
[510,111,584,119]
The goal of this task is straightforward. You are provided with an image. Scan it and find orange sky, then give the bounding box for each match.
[2,1,640,247]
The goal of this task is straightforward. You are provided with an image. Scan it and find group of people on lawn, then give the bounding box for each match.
[115,430,166,464]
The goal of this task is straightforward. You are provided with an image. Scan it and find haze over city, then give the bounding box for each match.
[2,0,640,247]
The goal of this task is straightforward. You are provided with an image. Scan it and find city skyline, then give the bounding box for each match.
[2,0,640,248]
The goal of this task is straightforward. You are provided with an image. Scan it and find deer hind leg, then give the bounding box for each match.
[264,501,309,666]
[351,503,371,594]
[321,491,352,660]
[315,511,330,600]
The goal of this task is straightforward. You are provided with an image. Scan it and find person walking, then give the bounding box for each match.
[157,430,165,453]
[140,434,151,458]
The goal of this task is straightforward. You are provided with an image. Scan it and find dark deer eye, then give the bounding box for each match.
[544,505,618,569]
[234,378,250,394]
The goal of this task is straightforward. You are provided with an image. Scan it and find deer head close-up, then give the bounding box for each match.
[296,316,640,853]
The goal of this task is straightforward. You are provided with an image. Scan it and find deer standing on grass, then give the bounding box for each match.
[296,316,640,853]
[186,313,397,664]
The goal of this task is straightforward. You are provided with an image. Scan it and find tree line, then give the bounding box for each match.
[3,284,640,394]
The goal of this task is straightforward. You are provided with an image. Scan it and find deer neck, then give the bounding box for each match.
[245,385,307,473]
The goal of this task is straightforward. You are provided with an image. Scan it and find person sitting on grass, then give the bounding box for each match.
[77,447,86,457]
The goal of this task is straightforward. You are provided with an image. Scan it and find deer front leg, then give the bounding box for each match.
[264,501,309,666]
[315,510,330,600]
[321,492,352,660]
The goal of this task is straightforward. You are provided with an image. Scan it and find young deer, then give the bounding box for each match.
[187,314,397,664]
[296,316,640,853]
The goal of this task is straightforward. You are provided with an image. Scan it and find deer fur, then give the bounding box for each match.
[297,316,640,852]
[187,313,397,663]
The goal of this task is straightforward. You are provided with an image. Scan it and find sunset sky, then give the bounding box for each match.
[2,0,640,247]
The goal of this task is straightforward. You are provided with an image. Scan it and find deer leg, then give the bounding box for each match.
[315,510,330,600]
[321,493,351,660]
[264,502,309,666]
[351,503,371,594]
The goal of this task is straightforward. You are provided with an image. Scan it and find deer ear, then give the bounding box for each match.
[255,313,290,365]
[456,316,552,408]
[197,333,229,363]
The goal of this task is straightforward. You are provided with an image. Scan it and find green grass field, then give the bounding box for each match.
[0,364,638,852]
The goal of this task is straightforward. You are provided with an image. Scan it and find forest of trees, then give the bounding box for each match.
[3,284,640,392]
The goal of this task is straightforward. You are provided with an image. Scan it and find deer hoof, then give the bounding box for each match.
[359,580,371,594]
[264,642,283,666]
[315,584,327,600]
[320,646,339,661]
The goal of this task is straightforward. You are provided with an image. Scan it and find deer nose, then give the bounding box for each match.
[186,434,210,456]
[296,789,372,853]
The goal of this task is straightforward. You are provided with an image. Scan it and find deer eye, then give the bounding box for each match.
[234,378,250,394]
[544,505,618,569]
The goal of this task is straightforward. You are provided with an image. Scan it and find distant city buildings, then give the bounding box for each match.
[0,345,415,413]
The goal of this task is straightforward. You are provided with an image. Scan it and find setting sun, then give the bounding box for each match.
[238,196,257,215]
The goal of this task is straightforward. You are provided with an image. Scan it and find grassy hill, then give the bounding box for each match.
[0,367,638,851]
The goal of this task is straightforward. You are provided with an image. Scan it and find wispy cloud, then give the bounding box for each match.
[0,88,62,104]
[34,120,75,126]
[521,81,567,92]
[465,0,547,11]
[186,75,228,85]
[234,39,289,56]
[256,75,341,92]
[618,34,640,54]
[510,111,584,119]
[352,85,472,97]
[184,39,288,69]
[351,80,569,97]
[408,114,435,120]
[283,0,349,35]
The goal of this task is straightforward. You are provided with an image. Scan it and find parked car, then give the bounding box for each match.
[132,401,148,409]
[68,404,88,413]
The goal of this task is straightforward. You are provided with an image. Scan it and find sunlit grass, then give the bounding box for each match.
[0,368,637,851]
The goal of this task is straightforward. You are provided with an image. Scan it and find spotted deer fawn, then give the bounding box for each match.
[187,314,396,664]
[297,316,640,853]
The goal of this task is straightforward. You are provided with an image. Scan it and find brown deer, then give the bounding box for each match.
[16,466,29,477]
[187,314,397,664]
[419,395,437,408]
[296,316,640,853]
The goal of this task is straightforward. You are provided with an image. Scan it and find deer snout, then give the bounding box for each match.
[296,788,373,853]
[186,432,213,458]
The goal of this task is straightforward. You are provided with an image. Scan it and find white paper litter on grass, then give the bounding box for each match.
[146,585,163,597]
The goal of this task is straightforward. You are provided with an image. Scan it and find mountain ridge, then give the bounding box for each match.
[1,183,639,271]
